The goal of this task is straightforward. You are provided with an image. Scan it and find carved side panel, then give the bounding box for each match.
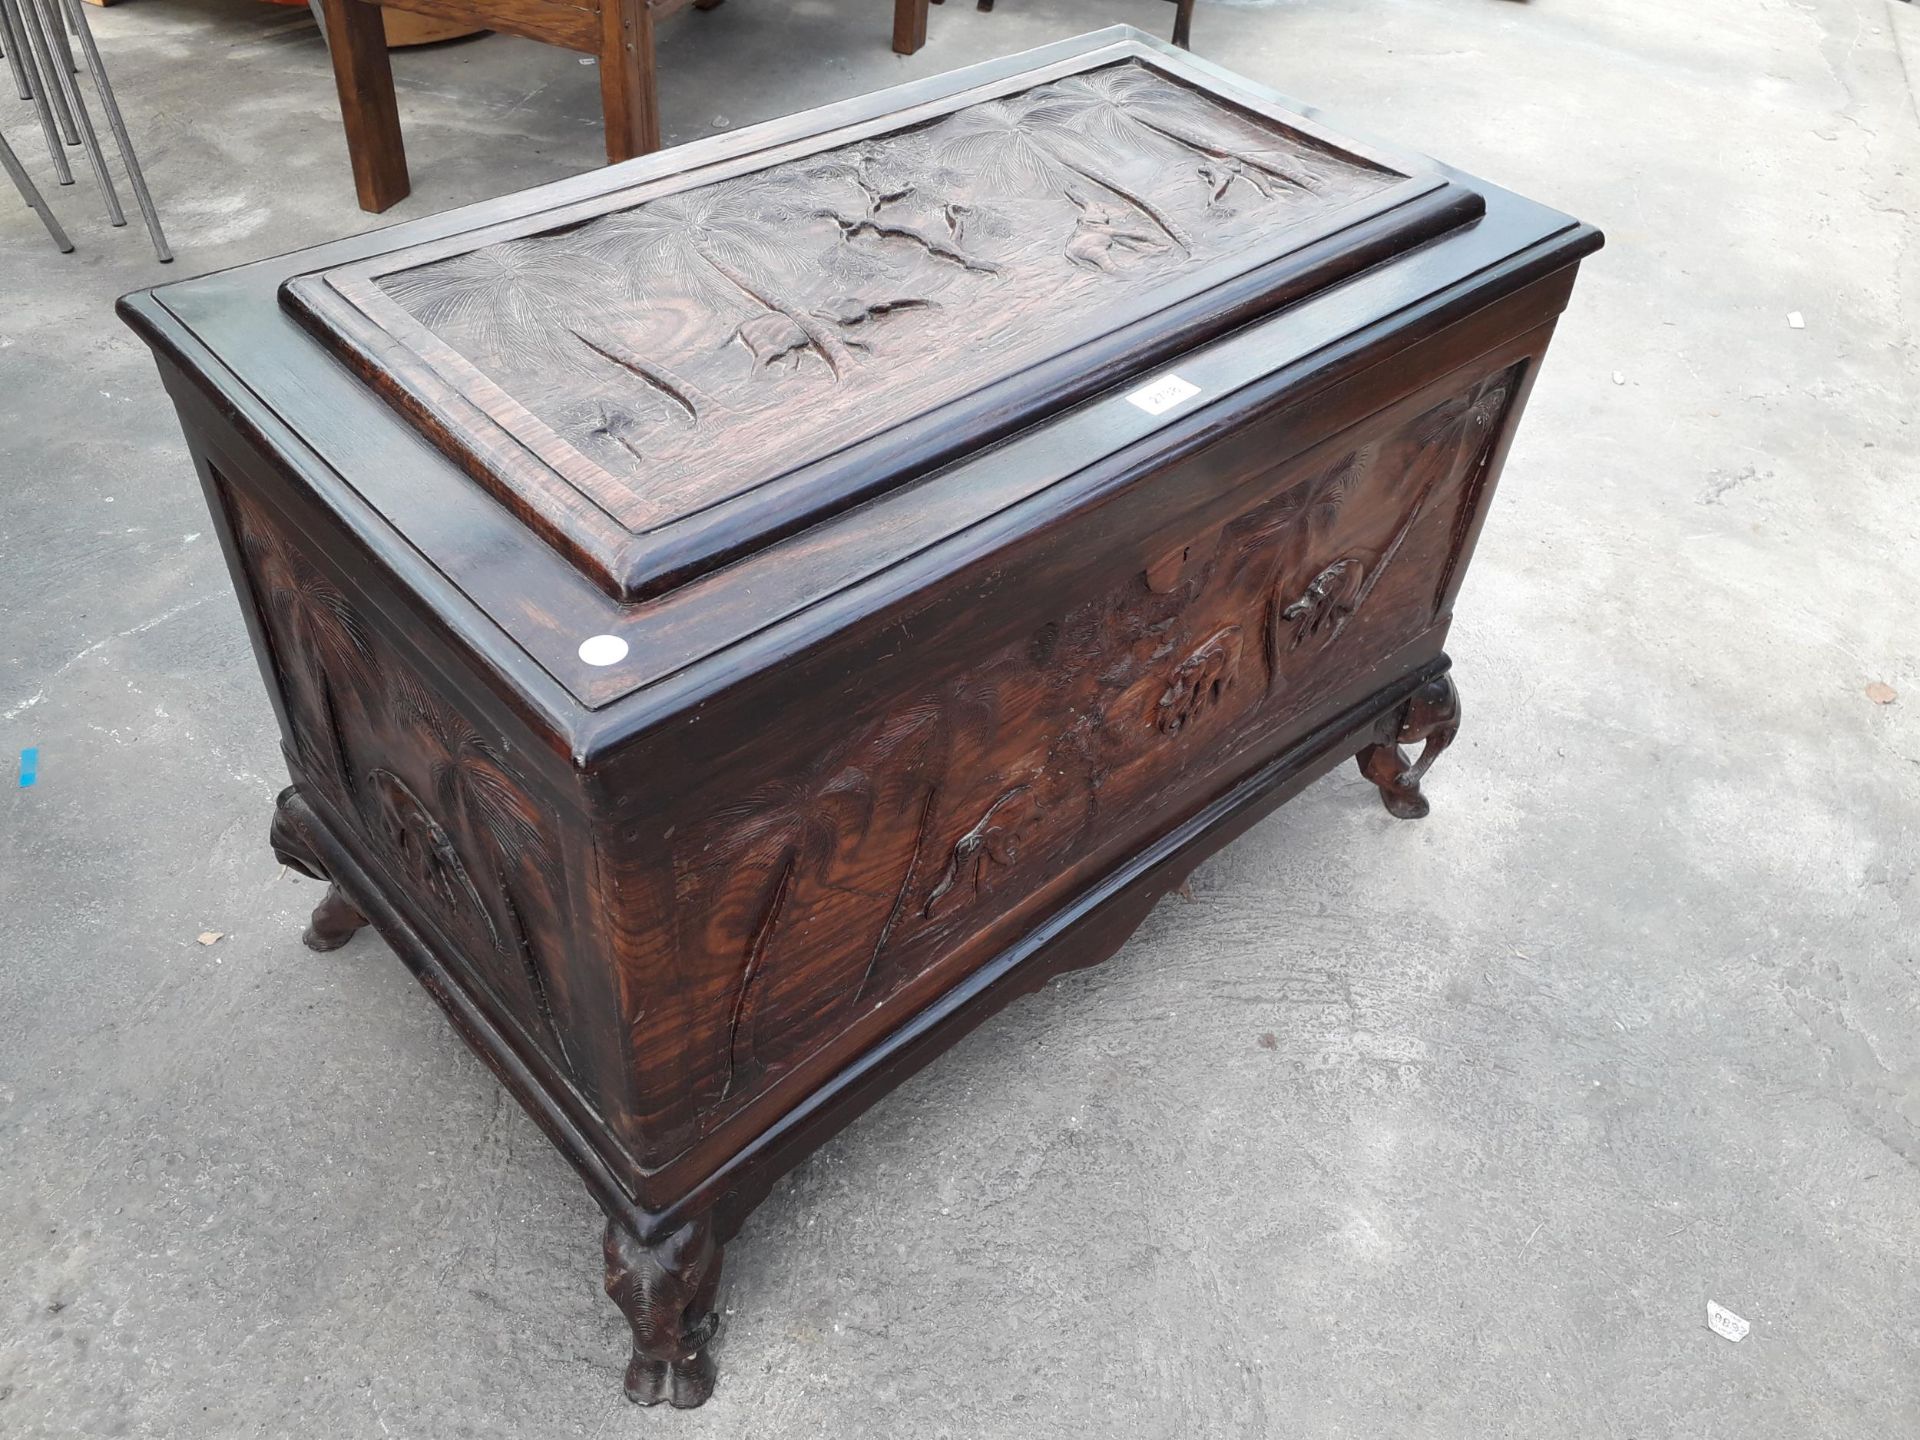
[220,481,580,1084]
[656,363,1522,1140]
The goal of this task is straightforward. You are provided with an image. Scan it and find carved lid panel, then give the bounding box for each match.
[285,53,1471,601]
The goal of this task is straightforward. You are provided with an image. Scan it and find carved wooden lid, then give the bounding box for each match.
[285,52,1475,601]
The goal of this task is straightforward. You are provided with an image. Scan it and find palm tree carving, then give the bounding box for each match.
[232,490,578,1084]
[1264,375,1514,680]
[233,498,375,803]
[695,747,885,1112]
[334,59,1402,535]
[1040,67,1354,201]
[691,696,993,1115]
[1363,374,1511,612]
[1351,375,1512,606]
[587,183,859,379]
[383,236,622,373]
[385,668,576,1080]
[935,92,1192,261]
[383,233,706,440]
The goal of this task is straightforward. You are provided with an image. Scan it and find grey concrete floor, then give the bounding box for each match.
[3,0,1918,1433]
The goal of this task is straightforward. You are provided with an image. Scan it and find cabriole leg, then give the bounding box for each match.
[1356,672,1460,819]
[303,885,369,952]
[269,786,371,951]
[604,1214,724,1408]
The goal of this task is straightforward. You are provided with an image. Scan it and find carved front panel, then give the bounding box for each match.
[221,482,582,1087]
[656,364,1522,1142]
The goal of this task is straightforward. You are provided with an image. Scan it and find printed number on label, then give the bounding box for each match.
[1127,375,1201,416]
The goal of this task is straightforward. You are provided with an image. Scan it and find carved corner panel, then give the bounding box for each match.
[647,364,1523,1149]
[220,481,582,1089]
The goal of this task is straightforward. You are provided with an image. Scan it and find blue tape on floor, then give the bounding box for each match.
[19,747,38,788]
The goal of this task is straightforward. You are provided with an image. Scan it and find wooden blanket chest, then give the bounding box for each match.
[120,28,1600,1408]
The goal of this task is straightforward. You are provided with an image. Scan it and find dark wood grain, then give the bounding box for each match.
[1357,670,1461,818]
[121,29,1601,1409]
[373,0,599,47]
[314,0,914,213]
[1171,0,1193,49]
[599,0,659,161]
[290,57,1437,598]
[892,0,927,53]
[599,360,1524,1162]
[227,482,592,1089]
[979,0,1195,49]
[319,0,410,213]
[208,455,650,1179]
[604,1215,723,1407]
[121,31,1595,709]
[269,788,372,948]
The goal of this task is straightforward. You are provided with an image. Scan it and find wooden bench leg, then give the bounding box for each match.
[317,0,409,212]
[892,0,927,54]
[601,0,660,161]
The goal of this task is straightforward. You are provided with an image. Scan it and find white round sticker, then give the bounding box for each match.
[578,634,630,667]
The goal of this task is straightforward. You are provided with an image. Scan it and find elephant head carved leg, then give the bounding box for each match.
[1356,671,1461,819]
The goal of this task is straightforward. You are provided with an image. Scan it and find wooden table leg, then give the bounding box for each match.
[601,0,660,161]
[318,0,409,212]
[1171,0,1195,49]
[892,0,927,54]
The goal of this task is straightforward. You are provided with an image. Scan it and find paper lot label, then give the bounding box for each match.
[1126,375,1201,416]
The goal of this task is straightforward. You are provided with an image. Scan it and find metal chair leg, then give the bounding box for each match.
[22,0,122,224]
[12,0,75,146]
[56,0,168,259]
[0,0,70,180]
[1,0,35,100]
[0,123,73,250]
[43,0,74,73]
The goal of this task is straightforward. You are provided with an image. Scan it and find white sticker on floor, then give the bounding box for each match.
[1127,374,1201,416]
[1707,1300,1749,1342]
